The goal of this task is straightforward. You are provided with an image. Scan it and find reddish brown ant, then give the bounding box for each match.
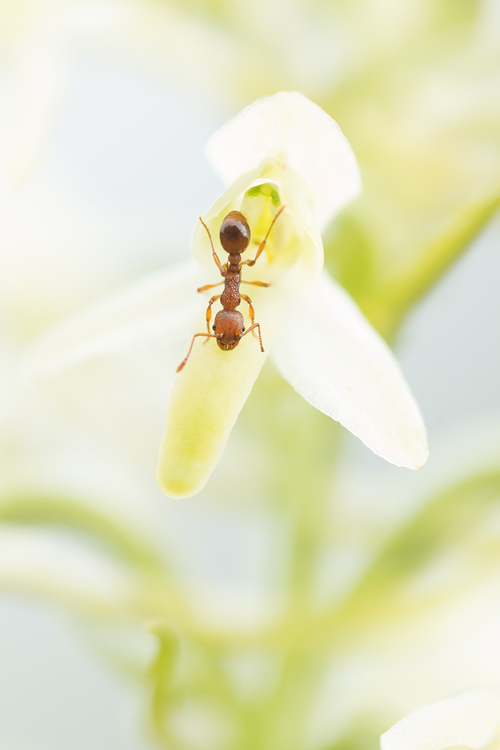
[177,205,285,373]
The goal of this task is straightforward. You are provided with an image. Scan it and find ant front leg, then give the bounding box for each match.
[241,293,260,339]
[240,294,256,326]
[177,333,217,373]
[199,217,226,277]
[205,295,221,336]
[241,323,264,352]
[241,205,285,268]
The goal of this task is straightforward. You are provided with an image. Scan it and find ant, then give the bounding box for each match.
[177,205,285,372]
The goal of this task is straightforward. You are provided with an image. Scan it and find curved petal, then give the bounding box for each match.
[276,163,324,288]
[206,91,362,230]
[193,157,324,289]
[156,281,289,498]
[271,271,429,469]
[20,260,203,380]
[380,689,500,750]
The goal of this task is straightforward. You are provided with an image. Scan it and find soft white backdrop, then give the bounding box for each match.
[0,29,499,750]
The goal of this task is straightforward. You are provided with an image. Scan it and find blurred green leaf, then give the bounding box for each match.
[324,721,381,750]
[0,494,163,572]
[324,211,376,301]
[326,468,500,631]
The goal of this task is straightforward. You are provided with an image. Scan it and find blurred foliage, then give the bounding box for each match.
[347,193,500,338]
[0,495,162,572]
[4,455,500,748]
[1,0,500,749]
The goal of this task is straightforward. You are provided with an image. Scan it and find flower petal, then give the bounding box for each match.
[380,689,500,750]
[192,157,324,289]
[206,91,362,230]
[159,156,329,498]
[20,260,203,380]
[271,271,428,469]
[156,282,288,498]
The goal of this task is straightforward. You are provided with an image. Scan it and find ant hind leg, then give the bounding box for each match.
[199,217,226,277]
[241,205,285,268]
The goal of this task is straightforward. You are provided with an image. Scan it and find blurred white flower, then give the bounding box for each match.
[22,92,428,497]
[381,688,500,750]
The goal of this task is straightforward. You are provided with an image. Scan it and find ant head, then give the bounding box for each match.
[220,211,250,254]
[213,309,244,350]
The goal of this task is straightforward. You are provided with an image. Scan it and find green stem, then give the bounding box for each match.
[234,379,343,750]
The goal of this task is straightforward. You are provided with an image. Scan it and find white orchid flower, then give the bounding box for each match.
[381,688,500,750]
[22,92,428,497]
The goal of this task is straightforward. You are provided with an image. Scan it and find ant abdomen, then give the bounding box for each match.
[219,211,250,254]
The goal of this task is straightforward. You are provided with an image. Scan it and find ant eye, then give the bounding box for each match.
[212,325,216,331]
[242,327,246,332]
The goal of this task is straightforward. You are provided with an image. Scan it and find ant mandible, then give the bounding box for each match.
[177,205,285,373]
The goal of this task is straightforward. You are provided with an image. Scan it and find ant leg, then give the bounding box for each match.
[240,294,255,325]
[177,333,217,372]
[199,217,226,277]
[241,205,285,268]
[197,281,224,293]
[240,280,270,287]
[205,295,221,336]
[240,293,259,339]
[241,323,264,352]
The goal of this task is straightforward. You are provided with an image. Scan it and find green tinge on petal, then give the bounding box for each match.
[192,157,323,289]
[156,288,286,498]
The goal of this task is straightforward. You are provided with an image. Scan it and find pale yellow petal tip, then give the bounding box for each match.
[155,458,207,499]
[372,430,429,471]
